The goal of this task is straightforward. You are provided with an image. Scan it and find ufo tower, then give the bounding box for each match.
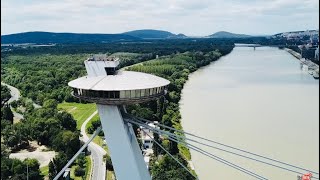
[68,54,170,180]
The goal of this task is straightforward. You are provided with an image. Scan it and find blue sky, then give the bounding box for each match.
[1,0,319,36]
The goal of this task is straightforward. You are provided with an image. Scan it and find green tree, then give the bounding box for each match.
[2,123,29,150]
[49,153,68,180]
[151,154,195,180]
[10,100,18,108]
[1,157,12,179]
[1,119,11,131]
[11,158,26,178]
[76,153,86,168]
[31,118,61,145]
[2,126,19,148]
[55,111,76,131]
[43,99,58,109]
[74,165,85,177]
[104,154,114,171]
[1,144,10,158]
[2,104,13,123]
[24,158,43,180]
[13,122,30,148]
[52,130,80,158]
[1,85,11,106]
[162,114,173,127]
[152,133,163,157]
[169,140,179,155]
[87,119,103,135]
[25,101,34,113]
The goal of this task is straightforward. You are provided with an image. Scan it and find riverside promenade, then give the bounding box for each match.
[284,48,319,78]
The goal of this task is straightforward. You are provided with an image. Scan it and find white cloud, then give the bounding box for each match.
[1,0,319,35]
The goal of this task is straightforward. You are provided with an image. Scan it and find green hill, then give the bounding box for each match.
[1,31,140,44]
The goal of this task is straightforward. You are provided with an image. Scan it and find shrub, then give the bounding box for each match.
[104,154,114,171]
[74,165,85,176]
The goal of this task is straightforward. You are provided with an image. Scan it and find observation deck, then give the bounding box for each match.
[68,71,170,105]
[68,54,170,105]
[68,54,170,180]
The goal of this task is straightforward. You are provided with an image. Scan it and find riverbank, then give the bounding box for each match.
[127,47,234,179]
[180,46,319,180]
[284,48,319,79]
[284,48,301,59]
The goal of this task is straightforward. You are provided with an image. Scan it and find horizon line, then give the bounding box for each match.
[1,28,319,37]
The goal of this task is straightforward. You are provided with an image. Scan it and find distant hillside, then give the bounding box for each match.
[208,31,252,38]
[123,29,187,39]
[175,33,188,38]
[273,29,319,37]
[1,31,140,44]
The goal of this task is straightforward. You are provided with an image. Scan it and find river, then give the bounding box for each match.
[180,46,319,180]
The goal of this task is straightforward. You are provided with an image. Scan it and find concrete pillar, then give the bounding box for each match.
[97,104,151,180]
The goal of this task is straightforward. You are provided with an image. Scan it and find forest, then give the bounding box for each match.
[2,38,235,55]
[1,39,234,180]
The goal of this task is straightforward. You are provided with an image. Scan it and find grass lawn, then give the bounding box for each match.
[85,113,100,131]
[93,136,109,153]
[58,102,97,130]
[58,102,110,178]
[40,165,49,177]
[84,113,109,153]
[107,170,114,180]
[85,156,92,180]
[70,165,83,180]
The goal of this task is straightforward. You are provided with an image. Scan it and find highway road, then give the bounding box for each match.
[81,111,107,180]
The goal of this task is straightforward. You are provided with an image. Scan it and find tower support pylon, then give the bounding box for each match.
[97,104,151,180]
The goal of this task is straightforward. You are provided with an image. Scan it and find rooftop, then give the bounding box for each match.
[68,70,170,91]
[87,54,119,62]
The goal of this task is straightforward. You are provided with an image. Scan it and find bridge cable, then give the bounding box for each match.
[127,114,319,175]
[140,128,198,180]
[133,119,268,180]
[130,117,319,179]
[53,126,102,180]
[127,119,268,180]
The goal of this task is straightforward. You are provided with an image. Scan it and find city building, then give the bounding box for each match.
[140,122,159,149]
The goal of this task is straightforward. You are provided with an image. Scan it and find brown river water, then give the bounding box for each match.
[180,46,319,180]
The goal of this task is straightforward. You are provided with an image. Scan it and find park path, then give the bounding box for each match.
[1,82,24,120]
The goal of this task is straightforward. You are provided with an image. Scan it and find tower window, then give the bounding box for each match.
[114,91,120,98]
[105,67,116,75]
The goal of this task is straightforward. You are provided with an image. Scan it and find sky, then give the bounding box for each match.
[1,0,319,36]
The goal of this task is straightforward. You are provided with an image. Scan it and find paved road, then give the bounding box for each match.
[81,111,107,180]
[1,82,42,109]
[1,82,24,120]
[2,82,107,179]
[1,82,21,104]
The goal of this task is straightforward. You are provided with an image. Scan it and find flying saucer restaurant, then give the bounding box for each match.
[68,71,170,105]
